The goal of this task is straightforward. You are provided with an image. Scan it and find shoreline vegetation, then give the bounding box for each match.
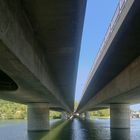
[89,109,110,119]
[0,100,27,120]
[0,100,61,120]
[0,100,110,120]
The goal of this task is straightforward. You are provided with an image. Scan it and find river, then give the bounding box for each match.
[0,118,140,140]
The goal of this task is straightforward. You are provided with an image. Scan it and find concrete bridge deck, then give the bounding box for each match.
[77,0,140,128]
[0,0,86,130]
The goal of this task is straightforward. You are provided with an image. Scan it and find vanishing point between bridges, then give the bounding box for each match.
[0,0,140,139]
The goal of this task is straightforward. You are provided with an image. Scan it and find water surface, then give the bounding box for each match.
[0,118,140,140]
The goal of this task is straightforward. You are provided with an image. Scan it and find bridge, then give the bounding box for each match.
[0,0,140,132]
[0,0,86,131]
[77,0,140,129]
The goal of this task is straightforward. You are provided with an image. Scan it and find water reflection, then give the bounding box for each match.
[29,118,109,140]
[28,120,72,140]
[77,119,110,140]
[0,118,139,140]
[72,119,86,140]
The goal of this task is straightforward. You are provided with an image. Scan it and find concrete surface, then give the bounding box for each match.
[0,0,87,112]
[77,0,140,113]
[27,103,50,131]
[110,104,130,129]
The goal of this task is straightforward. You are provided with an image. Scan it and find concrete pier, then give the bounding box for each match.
[61,112,67,120]
[79,113,85,119]
[27,103,50,131]
[85,112,90,120]
[110,104,130,129]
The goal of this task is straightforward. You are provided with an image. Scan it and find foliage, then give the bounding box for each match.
[0,99,110,120]
[0,100,61,120]
[0,100,27,119]
[89,109,110,118]
[50,111,61,119]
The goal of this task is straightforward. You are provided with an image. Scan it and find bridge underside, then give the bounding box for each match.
[77,0,140,113]
[79,56,140,112]
[0,0,87,112]
[0,41,66,111]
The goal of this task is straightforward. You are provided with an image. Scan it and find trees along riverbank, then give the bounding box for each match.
[0,100,61,120]
[89,109,110,118]
[0,100,110,120]
[75,101,110,118]
[0,100,27,119]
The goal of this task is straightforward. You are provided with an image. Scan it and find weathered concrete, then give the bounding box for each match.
[0,0,87,112]
[110,104,130,129]
[85,112,90,120]
[78,56,140,113]
[111,129,130,139]
[27,103,50,131]
[79,113,85,119]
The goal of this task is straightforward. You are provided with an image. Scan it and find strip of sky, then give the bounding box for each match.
[75,0,119,102]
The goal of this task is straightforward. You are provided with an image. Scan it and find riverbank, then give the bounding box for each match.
[92,116,110,119]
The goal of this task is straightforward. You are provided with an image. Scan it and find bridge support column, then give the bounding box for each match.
[79,113,84,119]
[85,112,90,120]
[61,112,67,120]
[27,103,49,131]
[110,104,130,129]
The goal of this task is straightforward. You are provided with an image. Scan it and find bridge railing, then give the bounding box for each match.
[89,0,128,76]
